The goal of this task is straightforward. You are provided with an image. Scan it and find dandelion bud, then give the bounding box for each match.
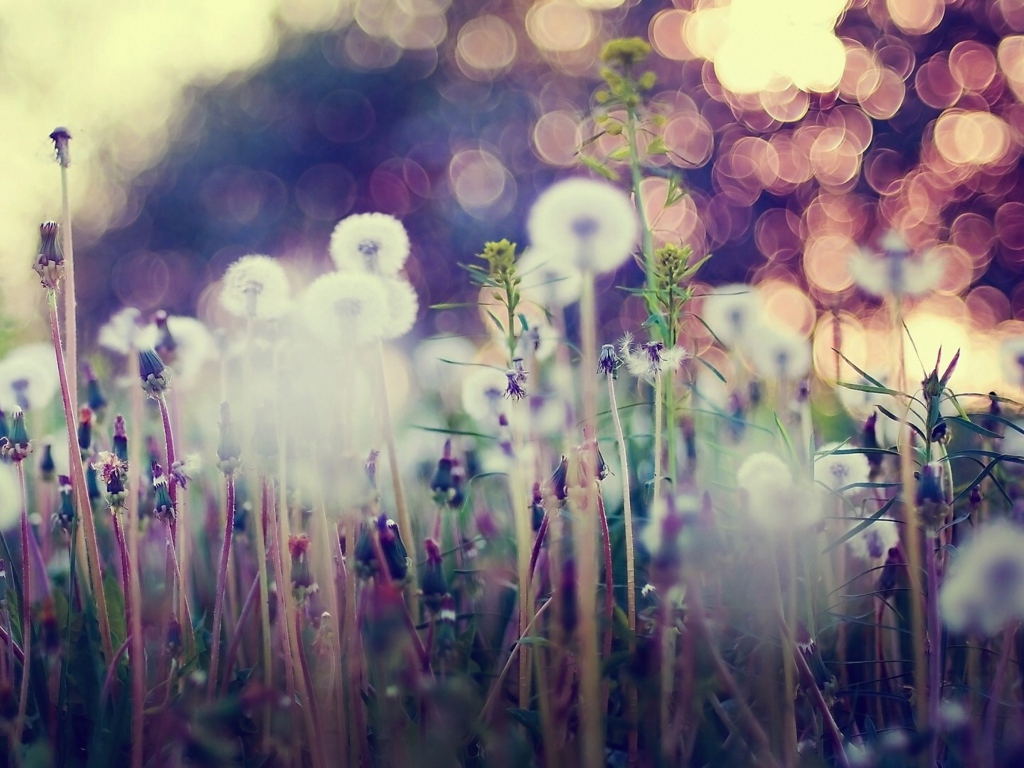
[289,534,321,606]
[39,442,56,482]
[151,462,175,523]
[429,440,457,503]
[421,538,448,614]
[113,415,128,464]
[138,348,170,398]
[435,594,457,654]
[216,402,242,476]
[379,515,409,581]
[49,126,71,167]
[34,221,65,291]
[916,462,952,531]
[153,310,178,361]
[77,407,93,455]
[83,363,107,420]
[598,344,619,377]
[1,408,30,463]
[547,455,569,505]
[85,455,101,502]
[55,476,75,530]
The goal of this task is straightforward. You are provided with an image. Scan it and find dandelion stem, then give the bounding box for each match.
[374,339,417,615]
[126,371,145,768]
[207,473,235,699]
[925,531,942,767]
[624,105,655,293]
[46,291,113,663]
[578,269,603,768]
[58,159,78,421]
[607,369,639,766]
[256,477,274,709]
[220,573,260,695]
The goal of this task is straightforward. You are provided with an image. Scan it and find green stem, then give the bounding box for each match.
[624,105,655,294]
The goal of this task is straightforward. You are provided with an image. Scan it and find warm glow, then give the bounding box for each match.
[687,0,848,94]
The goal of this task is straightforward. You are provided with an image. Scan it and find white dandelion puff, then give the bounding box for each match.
[619,334,687,383]
[999,336,1024,389]
[301,272,389,346]
[737,451,821,530]
[330,212,410,276]
[814,443,870,495]
[940,521,1024,636]
[701,283,765,349]
[460,366,509,424]
[517,248,583,308]
[527,178,639,274]
[378,277,419,340]
[845,517,900,561]
[0,343,59,413]
[848,233,945,299]
[744,325,811,381]
[97,307,142,355]
[220,254,290,320]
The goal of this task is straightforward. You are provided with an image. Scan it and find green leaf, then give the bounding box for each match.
[946,415,1001,440]
[694,356,727,384]
[579,154,618,181]
[607,146,631,162]
[822,495,898,554]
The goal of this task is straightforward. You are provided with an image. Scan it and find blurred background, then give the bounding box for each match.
[2,0,1024,392]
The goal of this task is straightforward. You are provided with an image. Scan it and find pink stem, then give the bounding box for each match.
[220,573,261,695]
[47,294,113,662]
[100,634,133,705]
[207,473,235,698]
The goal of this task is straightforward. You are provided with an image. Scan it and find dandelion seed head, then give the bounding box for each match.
[220,254,290,320]
[814,443,870,495]
[518,248,583,308]
[461,366,509,424]
[999,336,1024,390]
[377,277,418,340]
[940,521,1024,636]
[701,284,764,349]
[330,212,410,276]
[301,272,389,346]
[737,451,821,530]
[527,178,639,274]
[97,307,142,355]
[744,326,811,381]
[848,237,945,299]
[846,518,899,561]
[0,344,59,413]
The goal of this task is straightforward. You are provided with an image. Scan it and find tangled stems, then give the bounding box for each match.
[46,290,114,663]
[207,472,236,698]
[578,269,603,768]
[14,463,30,750]
[606,371,639,764]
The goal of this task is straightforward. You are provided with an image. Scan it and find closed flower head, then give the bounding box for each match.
[330,212,411,276]
[527,177,639,274]
[34,221,65,290]
[220,254,290,320]
[301,272,389,346]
